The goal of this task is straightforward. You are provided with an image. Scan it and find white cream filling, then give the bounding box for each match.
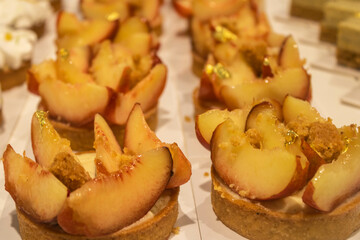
[0,26,37,70]
[0,0,53,28]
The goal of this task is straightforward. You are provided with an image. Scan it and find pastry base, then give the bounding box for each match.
[320,24,337,44]
[211,167,360,240]
[47,106,158,151]
[17,188,179,240]
[290,2,323,21]
[0,63,29,90]
[337,48,360,70]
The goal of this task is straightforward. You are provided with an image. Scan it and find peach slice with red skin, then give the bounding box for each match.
[31,111,73,169]
[220,67,311,110]
[282,95,322,124]
[27,60,57,95]
[2,145,68,223]
[211,113,308,200]
[57,147,172,237]
[38,79,111,126]
[56,12,118,49]
[93,114,128,175]
[195,108,249,150]
[278,35,304,69]
[90,41,133,91]
[27,47,91,94]
[105,63,167,125]
[124,104,191,188]
[80,0,130,22]
[113,17,154,56]
[303,132,360,212]
[245,99,283,130]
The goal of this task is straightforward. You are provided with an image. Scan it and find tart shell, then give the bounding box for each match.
[17,188,179,240]
[211,167,360,240]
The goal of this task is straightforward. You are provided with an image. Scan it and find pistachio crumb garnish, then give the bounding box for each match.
[107,12,120,21]
[205,63,231,79]
[213,25,237,43]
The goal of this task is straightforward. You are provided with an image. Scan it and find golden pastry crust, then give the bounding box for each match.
[0,62,30,90]
[211,167,360,240]
[17,188,179,240]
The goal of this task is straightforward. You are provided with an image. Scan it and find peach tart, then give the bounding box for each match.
[195,96,360,240]
[2,107,191,240]
[188,0,271,76]
[194,35,311,115]
[27,27,165,150]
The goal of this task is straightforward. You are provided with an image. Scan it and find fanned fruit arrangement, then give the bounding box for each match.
[27,0,165,151]
[2,105,191,240]
[195,96,360,240]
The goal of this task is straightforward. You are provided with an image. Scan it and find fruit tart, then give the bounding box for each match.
[195,96,360,240]
[80,0,163,35]
[193,35,311,115]
[2,107,191,240]
[0,26,37,90]
[189,0,271,76]
[27,38,166,150]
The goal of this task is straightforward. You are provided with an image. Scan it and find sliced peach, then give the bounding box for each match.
[81,0,130,22]
[90,41,133,91]
[282,95,322,124]
[27,60,57,95]
[57,46,91,73]
[303,132,360,212]
[124,104,191,188]
[31,111,73,169]
[220,68,311,109]
[57,147,172,237]
[195,108,249,149]
[56,12,118,49]
[57,11,82,37]
[3,145,67,223]
[278,35,304,69]
[93,114,128,175]
[38,80,111,126]
[105,64,166,125]
[245,99,283,130]
[211,116,308,200]
[301,140,326,180]
[113,17,154,56]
